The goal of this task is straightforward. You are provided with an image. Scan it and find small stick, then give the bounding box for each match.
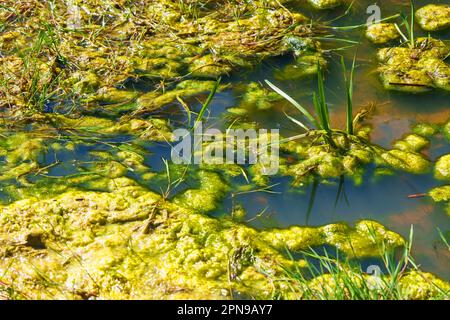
[407,193,427,199]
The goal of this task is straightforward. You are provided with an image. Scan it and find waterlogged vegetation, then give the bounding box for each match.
[377,37,450,92]
[0,0,325,117]
[0,0,449,300]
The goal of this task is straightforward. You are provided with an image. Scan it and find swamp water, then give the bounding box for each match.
[0,0,449,299]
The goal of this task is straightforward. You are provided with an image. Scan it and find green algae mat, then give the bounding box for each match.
[0,0,449,300]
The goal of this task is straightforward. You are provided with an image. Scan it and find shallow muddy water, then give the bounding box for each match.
[0,0,449,297]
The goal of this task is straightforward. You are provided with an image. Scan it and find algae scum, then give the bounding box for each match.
[0,0,449,300]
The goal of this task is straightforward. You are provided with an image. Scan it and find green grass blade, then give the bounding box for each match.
[341,53,356,135]
[437,228,450,250]
[311,36,359,44]
[394,23,409,43]
[329,14,401,30]
[400,12,414,48]
[316,66,330,132]
[410,0,415,48]
[348,54,356,134]
[265,80,319,128]
[312,92,324,130]
[283,111,310,131]
[193,77,220,129]
[323,0,355,24]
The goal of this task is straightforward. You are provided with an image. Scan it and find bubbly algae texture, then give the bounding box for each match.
[263,128,432,187]
[427,121,450,215]
[0,1,449,301]
[0,0,322,119]
[431,155,450,215]
[416,4,450,32]
[413,123,439,137]
[435,154,450,181]
[0,169,448,299]
[377,38,450,93]
[430,185,450,203]
[429,185,450,216]
[194,124,433,189]
[366,23,400,45]
[0,127,445,299]
[393,134,429,152]
[0,171,437,300]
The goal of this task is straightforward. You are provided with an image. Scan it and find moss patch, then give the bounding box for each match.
[377,38,450,92]
[412,123,439,137]
[380,150,430,174]
[0,0,322,118]
[366,23,400,45]
[393,134,429,153]
[435,155,450,181]
[269,128,431,186]
[416,4,450,32]
[0,178,429,300]
[262,220,404,258]
[429,185,450,216]
[429,185,450,203]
